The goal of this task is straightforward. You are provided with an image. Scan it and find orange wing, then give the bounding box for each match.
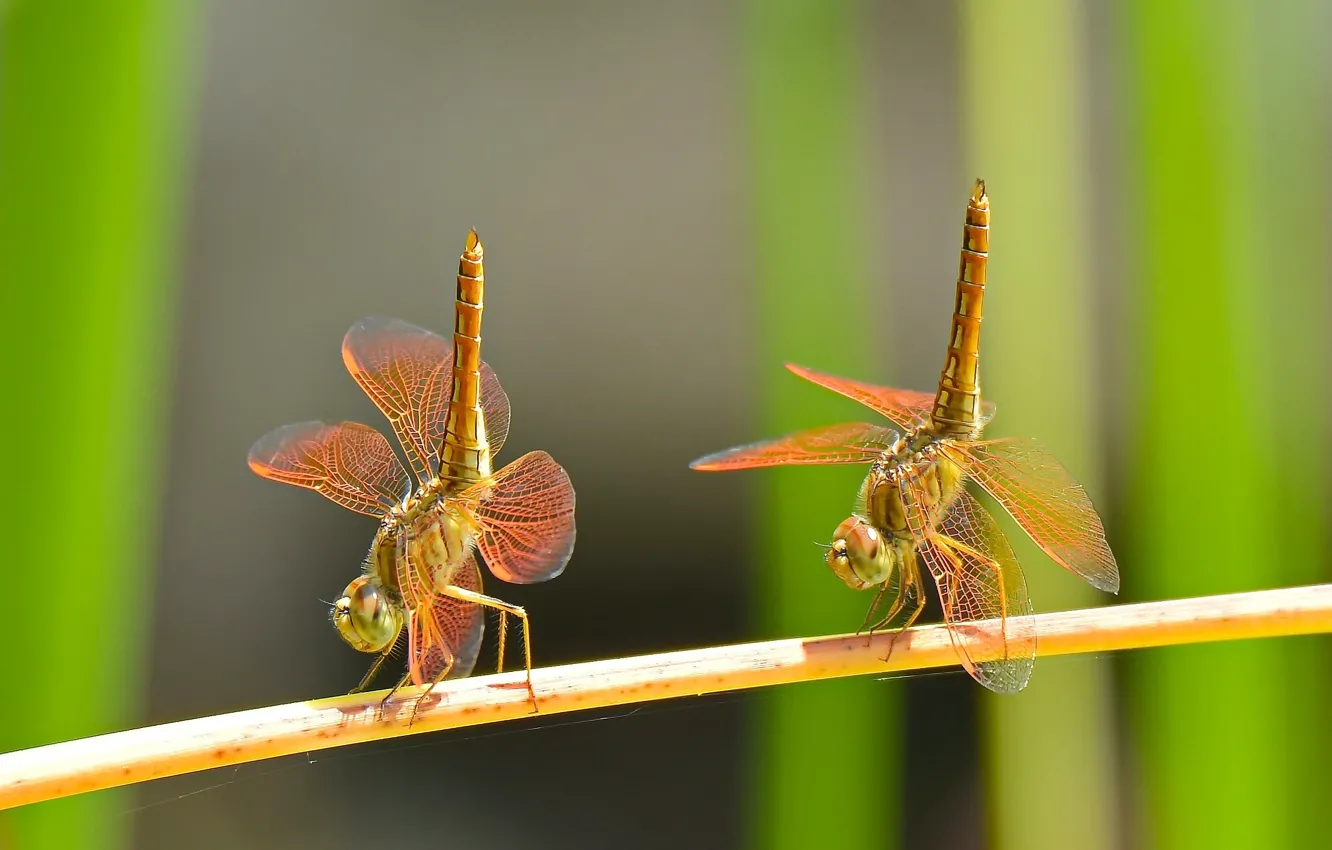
[903,480,1034,693]
[342,317,452,482]
[342,317,512,482]
[247,421,407,516]
[941,437,1120,593]
[689,422,897,471]
[785,363,995,431]
[407,551,486,685]
[478,364,511,457]
[462,451,576,584]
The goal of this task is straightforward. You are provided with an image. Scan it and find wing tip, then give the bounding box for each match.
[1094,573,1122,595]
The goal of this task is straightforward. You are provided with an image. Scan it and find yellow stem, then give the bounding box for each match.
[3,583,1330,811]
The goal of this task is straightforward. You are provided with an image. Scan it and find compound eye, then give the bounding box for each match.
[351,581,385,621]
[845,523,881,562]
[832,517,862,542]
[334,577,401,652]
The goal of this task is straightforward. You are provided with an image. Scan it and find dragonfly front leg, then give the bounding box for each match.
[350,644,396,695]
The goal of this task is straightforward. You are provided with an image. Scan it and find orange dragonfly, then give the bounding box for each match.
[249,230,575,706]
[691,180,1118,692]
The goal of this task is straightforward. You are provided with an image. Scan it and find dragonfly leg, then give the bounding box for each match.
[882,562,927,664]
[866,576,913,635]
[942,537,1009,618]
[376,669,415,722]
[350,645,396,695]
[936,535,1011,657]
[857,585,891,645]
[439,584,538,713]
[407,655,456,728]
[496,610,509,674]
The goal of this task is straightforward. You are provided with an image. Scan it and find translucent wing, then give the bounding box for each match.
[478,364,511,457]
[941,437,1120,593]
[904,481,1034,694]
[785,363,995,431]
[463,450,576,584]
[247,421,407,516]
[407,551,485,685]
[342,317,512,478]
[343,317,453,482]
[689,423,897,471]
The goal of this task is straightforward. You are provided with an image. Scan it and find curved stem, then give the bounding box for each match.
[2,583,1330,811]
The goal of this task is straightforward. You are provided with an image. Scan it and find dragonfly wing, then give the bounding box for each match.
[463,450,576,584]
[407,551,486,685]
[942,438,1120,593]
[248,421,407,516]
[423,360,511,460]
[343,317,454,482]
[902,477,1034,693]
[477,362,511,457]
[784,363,1000,430]
[690,422,897,471]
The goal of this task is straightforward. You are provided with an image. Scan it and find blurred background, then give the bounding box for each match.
[2,1,1329,848]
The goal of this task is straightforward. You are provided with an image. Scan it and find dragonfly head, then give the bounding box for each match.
[827,517,896,590]
[332,576,403,654]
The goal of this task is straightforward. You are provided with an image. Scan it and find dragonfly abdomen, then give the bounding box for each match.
[932,179,990,437]
[441,229,494,483]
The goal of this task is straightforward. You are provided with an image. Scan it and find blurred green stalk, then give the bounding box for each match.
[1124,1,1328,847]
[746,2,898,848]
[0,1,197,848]
[959,3,1119,849]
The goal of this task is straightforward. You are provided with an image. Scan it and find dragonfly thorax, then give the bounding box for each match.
[827,434,965,593]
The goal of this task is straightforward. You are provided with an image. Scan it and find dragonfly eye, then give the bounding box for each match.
[829,516,894,589]
[333,577,402,653]
[827,517,878,590]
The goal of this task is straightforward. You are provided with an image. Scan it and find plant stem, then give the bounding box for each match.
[1,583,1329,812]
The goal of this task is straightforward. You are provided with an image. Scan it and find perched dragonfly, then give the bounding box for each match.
[691,181,1118,693]
[249,230,576,706]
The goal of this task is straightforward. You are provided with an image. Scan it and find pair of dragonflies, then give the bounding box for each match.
[249,181,1118,702]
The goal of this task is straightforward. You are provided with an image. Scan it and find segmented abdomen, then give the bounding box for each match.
[931,180,990,436]
[441,229,493,482]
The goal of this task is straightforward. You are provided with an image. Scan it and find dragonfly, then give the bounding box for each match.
[248,229,576,709]
[690,180,1118,693]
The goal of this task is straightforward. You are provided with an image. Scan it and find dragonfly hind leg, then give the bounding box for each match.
[438,584,539,714]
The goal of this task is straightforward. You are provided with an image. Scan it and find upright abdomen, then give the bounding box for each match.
[931,179,990,436]
[441,229,493,482]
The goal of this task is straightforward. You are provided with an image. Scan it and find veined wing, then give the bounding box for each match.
[460,450,576,584]
[903,480,1034,694]
[407,551,485,685]
[689,422,897,471]
[785,363,995,431]
[474,364,511,458]
[342,317,511,482]
[784,363,991,431]
[248,421,407,516]
[343,317,452,482]
[940,437,1120,593]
